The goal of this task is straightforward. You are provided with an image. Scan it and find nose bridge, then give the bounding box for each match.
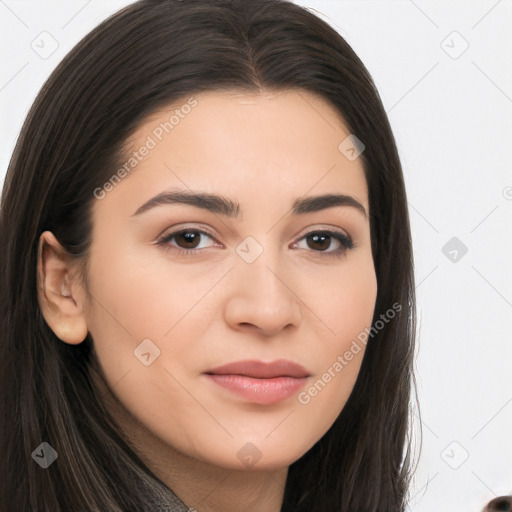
[225,234,302,334]
[236,232,290,293]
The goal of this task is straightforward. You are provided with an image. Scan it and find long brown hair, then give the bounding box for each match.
[0,1,418,510]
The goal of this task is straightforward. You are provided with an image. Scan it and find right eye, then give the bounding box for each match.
[156,228,221,256]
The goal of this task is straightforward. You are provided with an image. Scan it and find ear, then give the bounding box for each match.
[36,231,88,345]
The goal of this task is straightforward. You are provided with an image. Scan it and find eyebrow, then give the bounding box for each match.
[131,189,367,220]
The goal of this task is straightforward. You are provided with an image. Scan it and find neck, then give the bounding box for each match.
[130,423,287,512]
[158,454,287,512]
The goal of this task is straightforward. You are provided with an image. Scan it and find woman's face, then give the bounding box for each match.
[82,89,377,471]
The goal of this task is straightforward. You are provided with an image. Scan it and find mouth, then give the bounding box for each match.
[203,359,310,405]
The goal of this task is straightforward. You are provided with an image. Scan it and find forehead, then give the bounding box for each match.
[95,88,369,219]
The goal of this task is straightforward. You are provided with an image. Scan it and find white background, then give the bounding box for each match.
[1,1,511,511]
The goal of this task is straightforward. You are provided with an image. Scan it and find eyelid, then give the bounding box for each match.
[295,224,351,240]
[156,223,219,241]
[157,222,350,241]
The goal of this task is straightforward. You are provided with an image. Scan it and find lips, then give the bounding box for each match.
[203,359,310,405]
[205,359,310,379]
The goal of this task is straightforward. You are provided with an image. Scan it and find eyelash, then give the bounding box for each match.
[156,227,355,259]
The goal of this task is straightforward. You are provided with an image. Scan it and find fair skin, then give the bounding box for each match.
[37,89,377,512]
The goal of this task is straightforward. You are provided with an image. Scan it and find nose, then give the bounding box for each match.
[223,248,302,337]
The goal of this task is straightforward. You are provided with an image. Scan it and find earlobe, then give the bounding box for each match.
[36,231,88,345]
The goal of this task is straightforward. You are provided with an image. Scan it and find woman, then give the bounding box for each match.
[0,0,418,510]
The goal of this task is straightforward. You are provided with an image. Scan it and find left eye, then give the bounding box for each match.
[293,230,354,255]
[157,228,354,257]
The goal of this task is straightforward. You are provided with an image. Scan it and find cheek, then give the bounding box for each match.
[311,250,378,342]
[83,246,227,407]
[82,248,171,386]
[296,256,377,428]
[84,246,212,341]
[83,252,208,446]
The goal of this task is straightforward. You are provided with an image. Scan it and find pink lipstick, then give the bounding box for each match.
[204,359,310,405]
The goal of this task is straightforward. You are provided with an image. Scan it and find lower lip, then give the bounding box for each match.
[205,374,308,405]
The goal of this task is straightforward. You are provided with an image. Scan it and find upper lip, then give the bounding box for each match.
[205,359,310,379]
